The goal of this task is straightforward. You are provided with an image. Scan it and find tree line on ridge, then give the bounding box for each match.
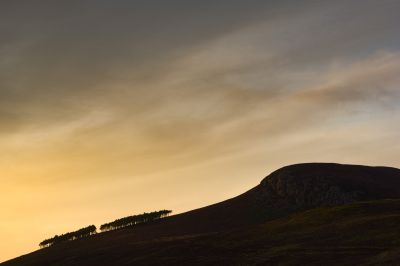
[39,209,172,248]
[100,210,172,232]
[39,225,97,248]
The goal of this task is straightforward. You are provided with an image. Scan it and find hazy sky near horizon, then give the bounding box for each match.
[1,0,400,262]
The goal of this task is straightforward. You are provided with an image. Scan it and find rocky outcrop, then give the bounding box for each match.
[258,163,400,210]
[260,167,360,208]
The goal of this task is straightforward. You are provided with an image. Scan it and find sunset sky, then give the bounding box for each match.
[1,0,400,262]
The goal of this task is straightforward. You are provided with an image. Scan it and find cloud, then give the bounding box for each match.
[1,0,400,183]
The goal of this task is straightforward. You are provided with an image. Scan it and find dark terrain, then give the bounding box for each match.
[3,163,400,266]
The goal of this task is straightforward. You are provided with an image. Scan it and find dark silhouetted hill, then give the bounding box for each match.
[3,163,400,266]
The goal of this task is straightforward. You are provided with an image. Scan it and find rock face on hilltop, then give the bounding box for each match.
[188,163,400,225]
[242,163,400,220]
[259,163,400,208]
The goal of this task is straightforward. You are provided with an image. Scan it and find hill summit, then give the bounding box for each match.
[258,162,400,210]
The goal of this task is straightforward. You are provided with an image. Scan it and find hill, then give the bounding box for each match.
[3,163,400,265]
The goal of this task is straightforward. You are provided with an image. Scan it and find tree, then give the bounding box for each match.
[100,210,173,232]
[39,225,97,248]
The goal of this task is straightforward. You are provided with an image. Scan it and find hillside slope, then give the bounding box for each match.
[3,163,400,266]
[99,199,400,265]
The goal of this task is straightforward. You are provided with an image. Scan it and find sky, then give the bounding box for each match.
[1,0,400,262]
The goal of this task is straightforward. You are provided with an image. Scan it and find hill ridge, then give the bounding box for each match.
[3,162,400,266]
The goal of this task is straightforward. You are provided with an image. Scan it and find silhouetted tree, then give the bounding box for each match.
[39,225,97,248]
[39,210,172,248]
[100,210,172,232]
